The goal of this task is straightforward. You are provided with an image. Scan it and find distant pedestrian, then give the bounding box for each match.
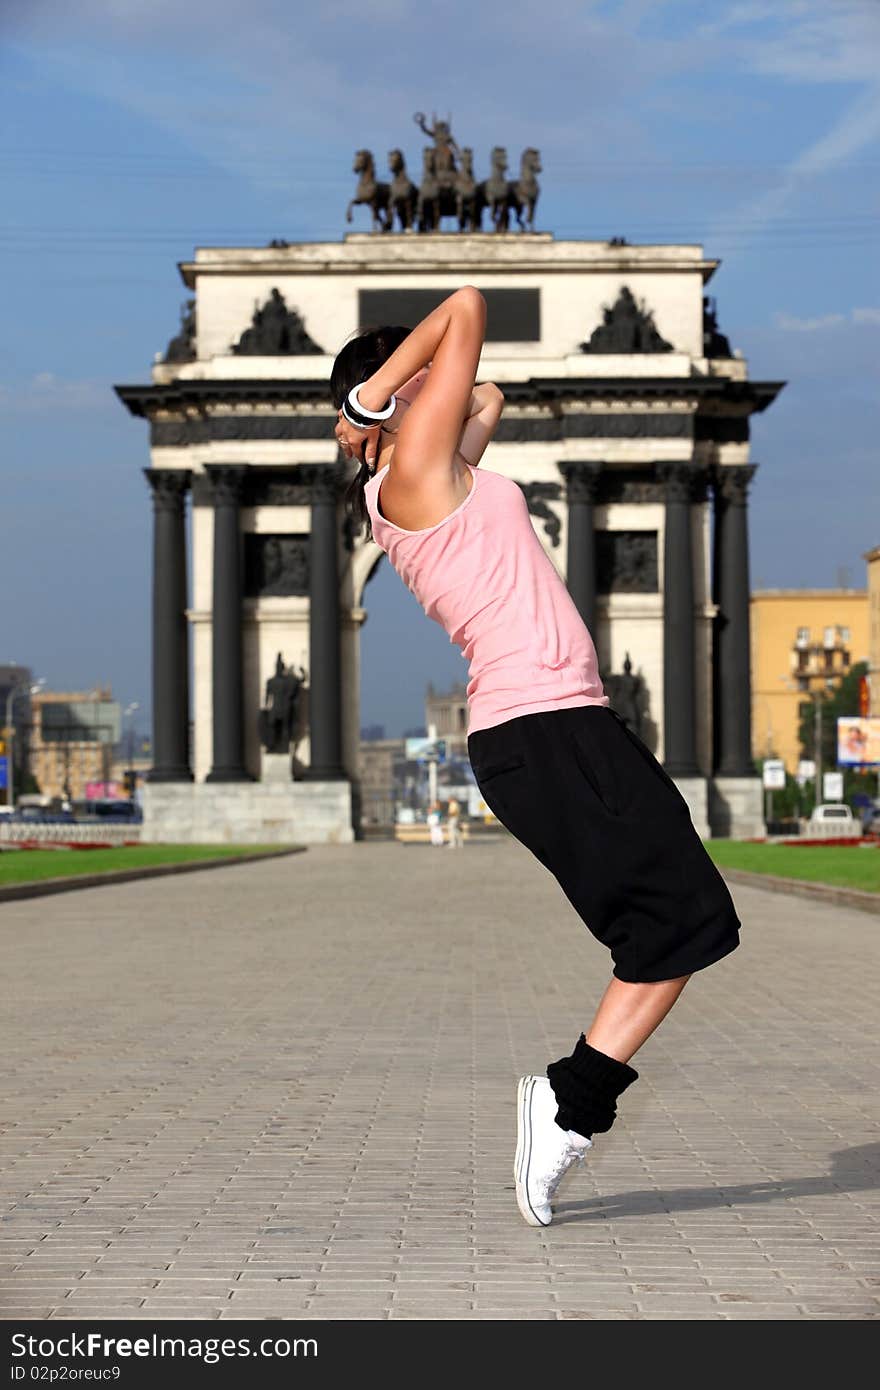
[446,796,463,848]
[332,288,742,1229]
[427,801,444,847]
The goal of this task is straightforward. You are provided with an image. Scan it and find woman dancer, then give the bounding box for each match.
[331,288,741,1227]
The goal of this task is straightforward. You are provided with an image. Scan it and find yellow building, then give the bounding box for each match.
[865,546,880,715]
[751,590,869,772]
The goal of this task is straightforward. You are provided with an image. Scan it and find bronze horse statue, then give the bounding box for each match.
[482,146,513,231]
[455,148,481,232]
[388,149,417,232]
[512,148,542,232]
[480,146,542,232]
[346,150,391,232]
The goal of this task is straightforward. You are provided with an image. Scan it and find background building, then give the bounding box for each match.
[118,161,782,842]
[751,590,869,770]
[425,681,469,758]
[29,688,122,802]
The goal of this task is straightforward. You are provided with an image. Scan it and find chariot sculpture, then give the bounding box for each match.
[345,113,541,234]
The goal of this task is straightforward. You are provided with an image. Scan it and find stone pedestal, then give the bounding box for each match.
[670,776,710,839]
[709,776,764,840]
[262,752,293,783]
[142,781,354,845]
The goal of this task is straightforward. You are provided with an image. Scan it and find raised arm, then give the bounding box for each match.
[356,286,487,482]
[457,383,504,466]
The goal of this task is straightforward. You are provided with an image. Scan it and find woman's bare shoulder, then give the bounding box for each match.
[379,456,473,530]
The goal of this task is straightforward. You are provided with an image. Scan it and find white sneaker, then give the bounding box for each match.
[514,1075,592,1227]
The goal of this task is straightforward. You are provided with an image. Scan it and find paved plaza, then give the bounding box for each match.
[2,839,878,1321]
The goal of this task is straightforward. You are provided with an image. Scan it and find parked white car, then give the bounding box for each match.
[809,803,854,824]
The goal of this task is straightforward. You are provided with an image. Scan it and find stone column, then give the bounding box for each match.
[559,461,602,634]
[144,468,192,782]
[206,466,250,782]
[658,461,700,776]
[713,464,757,776]
[302,465,347,781]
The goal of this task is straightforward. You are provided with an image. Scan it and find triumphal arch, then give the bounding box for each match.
[117,125,782,842]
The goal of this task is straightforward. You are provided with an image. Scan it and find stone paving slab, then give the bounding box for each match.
[1,840,878,1321]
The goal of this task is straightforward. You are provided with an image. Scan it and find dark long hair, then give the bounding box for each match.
[330,325,411,540]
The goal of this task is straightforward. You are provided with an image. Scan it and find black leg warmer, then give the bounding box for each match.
[546,1034,639,1138]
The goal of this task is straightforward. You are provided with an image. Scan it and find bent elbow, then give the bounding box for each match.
[455,285,487,316]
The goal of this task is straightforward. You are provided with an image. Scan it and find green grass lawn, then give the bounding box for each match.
[0,844,288,886]
[705,840,880,893]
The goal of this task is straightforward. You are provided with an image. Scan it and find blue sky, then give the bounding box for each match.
[1,0,878,739]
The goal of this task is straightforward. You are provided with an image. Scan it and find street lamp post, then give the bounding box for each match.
[123,702,140,798]
[813,687,823,806]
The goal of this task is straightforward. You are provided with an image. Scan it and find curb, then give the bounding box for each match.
[719,866,880,916]
[0,847,307,904]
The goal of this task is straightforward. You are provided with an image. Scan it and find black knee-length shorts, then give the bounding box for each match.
[467,705,741,984]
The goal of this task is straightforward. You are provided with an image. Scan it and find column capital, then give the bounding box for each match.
[205,464,248,506]
[712,463,758,506]
[300,463,346,504]
[144,467,191,512]
[657,459,702,504]
[559,460,603,505]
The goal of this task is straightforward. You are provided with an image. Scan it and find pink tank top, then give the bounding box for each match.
[363,463,609,735]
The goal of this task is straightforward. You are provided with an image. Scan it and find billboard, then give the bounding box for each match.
[405,737,447,764]
[837,717,880,767]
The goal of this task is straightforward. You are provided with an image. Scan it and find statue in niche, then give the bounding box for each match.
[259,653,306,755]
[703,296,732,358]
[580,286,673,354]
[164,299,196,362]
[604,653,647,736]
[233,288,323,356]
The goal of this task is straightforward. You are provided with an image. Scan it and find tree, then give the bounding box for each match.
[795,660,875,811]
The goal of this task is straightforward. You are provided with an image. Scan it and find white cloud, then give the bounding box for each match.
[700,2,880,242]
[774,312,846,332]
[0,373,109,415]
[774,308,880,332]
[711,81,880,243]
[700,1,880,84]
